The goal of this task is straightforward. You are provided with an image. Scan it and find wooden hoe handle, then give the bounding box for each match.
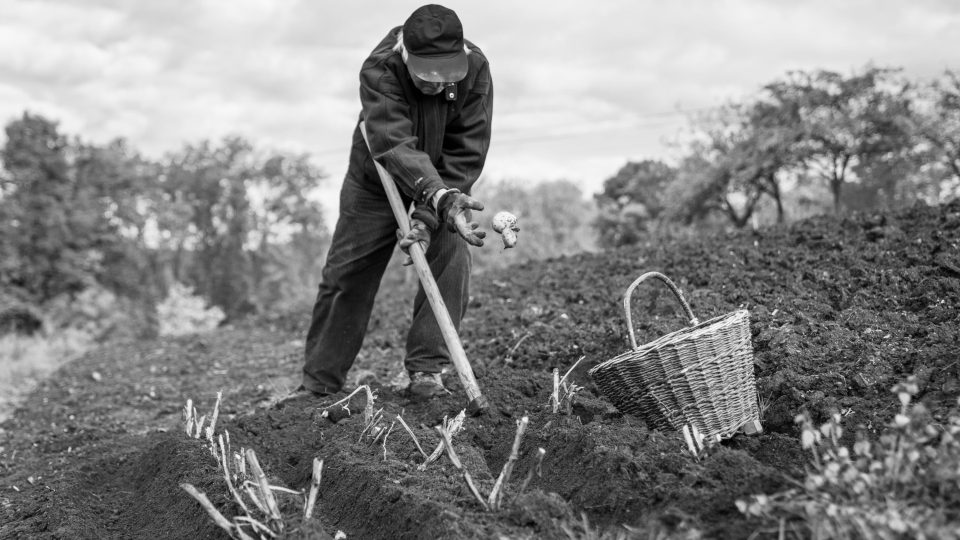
[359,121,488,415]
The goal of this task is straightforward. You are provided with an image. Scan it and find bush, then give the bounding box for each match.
[157,282,226,337]
[737,378,960,539]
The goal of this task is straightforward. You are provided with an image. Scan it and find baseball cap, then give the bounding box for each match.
[402,5,468,83]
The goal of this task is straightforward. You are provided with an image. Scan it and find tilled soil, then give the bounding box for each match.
[1,200,959,539]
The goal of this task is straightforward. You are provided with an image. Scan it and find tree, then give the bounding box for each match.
[156,138,329,318]
[764,67,917,212]
[917,70,960,201]
[673,66,925,229]
[71,138,163,299]
[684,100,803,227]
[0,113,104,301]
[158,137,258,319]
[593,160,677,247]
[248,154,329,308]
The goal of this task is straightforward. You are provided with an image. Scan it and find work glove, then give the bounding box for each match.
[398,219,432,266]
[397,205,439,265]
[435,189,486,247]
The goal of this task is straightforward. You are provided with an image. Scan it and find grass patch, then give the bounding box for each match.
[0,329,94,421]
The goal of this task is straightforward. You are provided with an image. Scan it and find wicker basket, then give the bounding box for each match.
[588,272,761,441]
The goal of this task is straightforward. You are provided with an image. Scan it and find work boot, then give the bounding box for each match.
[273,385,329,409]
[407,371,448,399]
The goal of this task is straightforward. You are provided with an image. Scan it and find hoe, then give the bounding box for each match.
[360,121,488,416]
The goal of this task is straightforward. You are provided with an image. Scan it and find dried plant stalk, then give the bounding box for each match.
[359,407,384,442]
[320,385,370,419]
[362,386,376,424]
[233,516,273,539]
[381,421,396,461]
[551,368,560,413]
[206,391,222,442]
[194,415,206,439]
[304,458,323,521]
[234,451,247,482]
[513,447,546,503]
[267,485,301,496]
[397,414,428,458]
[488,415,529,509]
[218,435,250,516]
[436,427,489,511]
[181,483,243,538]
[419,410,466,470]
[184,399,194,435]
[243,484,270,515]
[560,355,586,384]
[245,449,283,528]
[550,356,585,414]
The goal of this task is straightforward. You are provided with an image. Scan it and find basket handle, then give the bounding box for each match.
[623,272,699,349]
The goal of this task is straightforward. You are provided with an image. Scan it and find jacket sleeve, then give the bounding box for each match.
[359,63,446,204]
[437,61,493,194]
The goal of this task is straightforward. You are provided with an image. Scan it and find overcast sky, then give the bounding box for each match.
[2,0,959,220]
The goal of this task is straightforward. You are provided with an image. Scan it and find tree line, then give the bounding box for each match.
[0,113,596,339]
[3,64,958,337]
[0,113,329,337]
[594,66,960,247]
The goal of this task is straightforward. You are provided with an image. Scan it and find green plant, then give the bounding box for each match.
[737,377,960,539]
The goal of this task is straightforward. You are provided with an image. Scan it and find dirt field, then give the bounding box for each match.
[2,200,958,539]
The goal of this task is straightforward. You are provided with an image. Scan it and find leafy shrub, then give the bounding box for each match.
[157,282,225,337]
[737,378,960,539]
[45,285,155,342]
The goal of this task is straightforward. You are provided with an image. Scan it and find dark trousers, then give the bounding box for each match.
[301,173,471,394]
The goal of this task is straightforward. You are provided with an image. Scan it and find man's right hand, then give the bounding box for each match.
[436,189,486,247]
[398,219,432,265]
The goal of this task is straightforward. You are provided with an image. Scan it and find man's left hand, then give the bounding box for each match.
[437,190,487,247]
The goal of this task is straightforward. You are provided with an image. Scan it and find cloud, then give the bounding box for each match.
[2,0,960,227]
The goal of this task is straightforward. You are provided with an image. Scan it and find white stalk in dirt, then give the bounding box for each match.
[419,410,466,470]
[435,413,545,512]
[397,413,428,459]
[550,356,585,415]
[487,416,529,510]
[181,391,343,539]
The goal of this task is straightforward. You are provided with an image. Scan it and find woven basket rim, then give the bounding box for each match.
[589,309,750,375]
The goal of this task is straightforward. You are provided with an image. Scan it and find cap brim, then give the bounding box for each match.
[406,50,468,83]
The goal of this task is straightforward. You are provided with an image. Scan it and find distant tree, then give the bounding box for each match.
[916,70,960,201]
[0,111,331,333]
[926,70,960,180]
[677,100,804,228]
[764,67,917,212]
[672,66,925,228]
[0,113,105,301]
[156,138,329,318]
[158,137,256,319]
[71,138,162,300]
[594,160,677,247]
[249,154,329,308]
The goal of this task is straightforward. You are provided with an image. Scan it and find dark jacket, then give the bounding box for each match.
[347,27,493,206]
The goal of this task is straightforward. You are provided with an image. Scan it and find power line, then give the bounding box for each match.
[308,105,717,157]
[494,105,716,137]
